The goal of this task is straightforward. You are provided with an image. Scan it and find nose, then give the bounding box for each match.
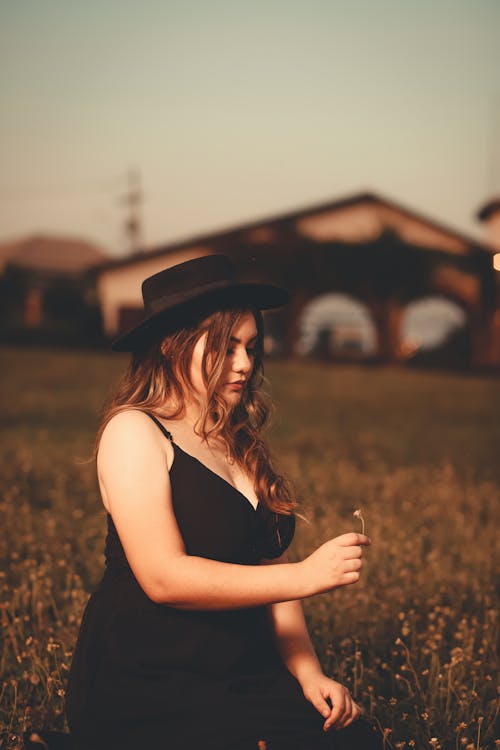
[233,346,252,375]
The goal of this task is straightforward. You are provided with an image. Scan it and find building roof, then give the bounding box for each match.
[476,197,500,222]
[0,234,110,275]
[91,191,489,275]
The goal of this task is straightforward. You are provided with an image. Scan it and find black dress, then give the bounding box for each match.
[65,413,381,750]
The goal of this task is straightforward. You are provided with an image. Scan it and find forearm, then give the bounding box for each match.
[268,598,323,684]
[154,555,311,609]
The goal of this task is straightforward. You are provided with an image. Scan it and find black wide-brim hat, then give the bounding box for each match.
[111,254,289,352]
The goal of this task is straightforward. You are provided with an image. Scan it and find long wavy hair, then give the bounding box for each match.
[94,306,299,517]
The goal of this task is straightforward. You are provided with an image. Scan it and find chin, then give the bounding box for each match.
[220,390,242,408]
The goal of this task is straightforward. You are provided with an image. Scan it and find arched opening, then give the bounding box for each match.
[298,293,377,360]
[401,296,471,368]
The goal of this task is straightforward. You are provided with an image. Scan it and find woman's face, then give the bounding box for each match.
[190,311,258,405]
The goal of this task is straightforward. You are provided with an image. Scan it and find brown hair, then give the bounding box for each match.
[94,306,299,517]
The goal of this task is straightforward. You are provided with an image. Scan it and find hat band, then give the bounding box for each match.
[145,279,234,315]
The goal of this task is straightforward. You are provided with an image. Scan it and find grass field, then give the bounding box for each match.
[1,346,499,749]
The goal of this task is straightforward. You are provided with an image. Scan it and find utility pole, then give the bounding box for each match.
[121,168,143,255]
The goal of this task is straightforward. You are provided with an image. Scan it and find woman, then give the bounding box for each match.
[65,254,381,750]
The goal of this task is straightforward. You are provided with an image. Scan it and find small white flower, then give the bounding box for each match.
[353,509,365,535]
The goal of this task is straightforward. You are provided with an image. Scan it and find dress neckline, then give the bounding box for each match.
[171,441,261,514]
[143,411,261,514]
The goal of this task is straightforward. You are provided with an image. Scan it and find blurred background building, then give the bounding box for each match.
[90,191,500,370]
[2,191,499,369]
[0,235,108,347]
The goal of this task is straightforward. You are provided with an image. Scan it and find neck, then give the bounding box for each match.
[182,398,216,432]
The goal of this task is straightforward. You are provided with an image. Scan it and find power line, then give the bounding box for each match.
[0,174,126,201]
[1,168,146,255]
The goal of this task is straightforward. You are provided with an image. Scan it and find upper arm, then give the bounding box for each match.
[97,409,186,602]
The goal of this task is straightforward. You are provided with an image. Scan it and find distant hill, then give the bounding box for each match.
[0,234,110,275]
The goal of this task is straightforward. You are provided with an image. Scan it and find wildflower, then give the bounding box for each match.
[353,509,365,535]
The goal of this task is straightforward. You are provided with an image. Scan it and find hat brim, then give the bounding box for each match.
[111,282,289,352]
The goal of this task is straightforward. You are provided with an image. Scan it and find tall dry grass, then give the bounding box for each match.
[1,347,499,749]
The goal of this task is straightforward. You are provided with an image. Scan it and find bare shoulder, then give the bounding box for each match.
[100,408,158,440]
[98,408,174,478]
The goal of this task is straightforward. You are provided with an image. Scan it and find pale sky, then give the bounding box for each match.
[1,0,500,257]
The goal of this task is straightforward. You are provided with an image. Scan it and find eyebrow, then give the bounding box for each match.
[230,333,258,344]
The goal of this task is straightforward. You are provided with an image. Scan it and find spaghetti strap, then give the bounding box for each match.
[143,412,174,442]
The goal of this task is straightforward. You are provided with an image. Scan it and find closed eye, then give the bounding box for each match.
[226,347,256,356]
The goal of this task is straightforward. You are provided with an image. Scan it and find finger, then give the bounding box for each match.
[308,691,332,720]
[351,702,362,721]
[337,692,353,728]
[335,533,371,547]
[337,700,361,730]
[342,545,364,559]
[341,570,360,585]
[333,693,354,729]
[344,558,362,573]
[324,693,346,730]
